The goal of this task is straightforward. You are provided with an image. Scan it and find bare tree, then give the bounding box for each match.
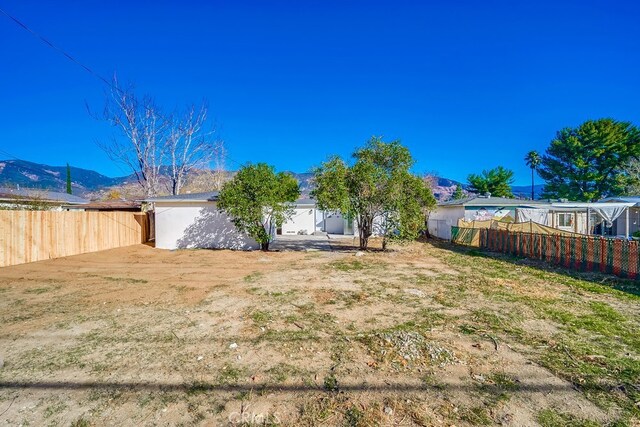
[99,80,168,197]
[165,103,223,195]
[98,79,224,197]
[211,139,227,190]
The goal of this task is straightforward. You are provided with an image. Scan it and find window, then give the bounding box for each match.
[558,213,573,227]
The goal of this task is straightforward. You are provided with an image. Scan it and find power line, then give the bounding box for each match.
[0,7,246,170]
[0,6,120,94]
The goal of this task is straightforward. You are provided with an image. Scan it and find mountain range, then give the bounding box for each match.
[0,160,130,194]
[0,159,543,200]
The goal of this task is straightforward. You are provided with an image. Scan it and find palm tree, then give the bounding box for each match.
[524,151,541,200]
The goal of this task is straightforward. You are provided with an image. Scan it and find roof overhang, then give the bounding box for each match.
[549,202,635,210]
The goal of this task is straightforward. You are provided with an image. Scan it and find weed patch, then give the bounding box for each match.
[536,409,600,427]
[243,272,264,283]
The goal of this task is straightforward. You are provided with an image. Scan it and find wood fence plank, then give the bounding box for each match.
[0,211,149,267]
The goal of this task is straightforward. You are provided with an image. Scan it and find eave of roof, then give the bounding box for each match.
[143,191,220,203]
[437,196,545,208]
[295,198,316,205]
[0,193,88,204]
[62,201,142,210]
[600,196,640,205]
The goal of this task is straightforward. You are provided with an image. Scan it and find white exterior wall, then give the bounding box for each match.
[576,212,588,234]
[314,210,355,235]
[324,211,347,234]
[428,206,465,240]
[281,205,316,235]
[613,207,640,237]
[154,201,258,250]
[550,211,589,234]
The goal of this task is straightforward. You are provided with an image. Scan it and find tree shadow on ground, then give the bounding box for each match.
[0,380,580,394]
[327,237,391,253]
[428,238,640,297]
[270,237,333,252]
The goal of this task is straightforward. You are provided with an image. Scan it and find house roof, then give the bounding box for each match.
[296,198,316,205]
[438,196,544,208]
[62,200,142,211]
[145,192,316,205]
[600,196,640,205]
[143,191,220,203]
[550,201,635,210]
[0,187,88,204]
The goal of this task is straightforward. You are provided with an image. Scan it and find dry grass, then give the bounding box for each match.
[0,239,638,426]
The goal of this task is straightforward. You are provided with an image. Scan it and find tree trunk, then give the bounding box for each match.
[359,235,368,250]
[172,179,179,196]
[358,217,370,250]
[424,213,431,238]
[531,168,535,200]
[260,241,269,251]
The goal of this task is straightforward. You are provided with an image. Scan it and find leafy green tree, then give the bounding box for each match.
[524,151,540,200]
[217,163,300,251]
[467,166,514,198]
[623,158,640,195]
[539,119,640,201]
[66,163,72,195]
[452,184,464,200]
[312,137,435,250]
[394,174,436,244]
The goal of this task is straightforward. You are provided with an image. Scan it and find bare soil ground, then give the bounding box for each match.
[0,239,638,426]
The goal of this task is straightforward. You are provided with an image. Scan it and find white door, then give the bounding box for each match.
[325,212,345,234]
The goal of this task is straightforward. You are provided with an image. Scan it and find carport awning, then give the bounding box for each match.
[550,202,635,226]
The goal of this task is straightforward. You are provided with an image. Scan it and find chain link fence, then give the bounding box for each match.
[451,226,639,280]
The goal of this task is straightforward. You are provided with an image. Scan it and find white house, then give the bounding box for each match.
[428,196,544,240]
[145,192,260,250]
[601,197,640,237]
[279,199,355,236]
[146,192,365,250]
[429,195,636,239]
[279,198,318,235]
[321,211,355,235]
[0,187,88,211]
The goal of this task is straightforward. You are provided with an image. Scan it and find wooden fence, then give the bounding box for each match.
[452,226,640,280]
[0,210,149,267]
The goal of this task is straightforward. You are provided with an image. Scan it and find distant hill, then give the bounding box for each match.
[0,159,544,201]
[0,160,130,196]
[287,172,314,195]
[511,184,544,199]
[0,160,318,199]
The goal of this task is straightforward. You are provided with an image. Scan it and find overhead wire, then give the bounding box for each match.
[0,6,121,94]
[0,6,246,171]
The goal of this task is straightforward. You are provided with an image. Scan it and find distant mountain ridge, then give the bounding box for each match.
[0,160,130,195]
[512,184,544,199]
[0,159,542,201]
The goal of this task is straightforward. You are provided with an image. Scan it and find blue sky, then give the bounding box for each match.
[1,1,639,185]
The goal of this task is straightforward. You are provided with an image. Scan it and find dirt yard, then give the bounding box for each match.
[0,238,638,426]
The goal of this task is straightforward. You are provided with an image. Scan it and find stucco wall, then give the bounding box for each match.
[281,205,316,235]
[428,206,464,239]
[324,211,347,234]
[154,201,259,250]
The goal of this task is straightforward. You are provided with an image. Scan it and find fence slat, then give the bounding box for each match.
[0,211,148,267]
